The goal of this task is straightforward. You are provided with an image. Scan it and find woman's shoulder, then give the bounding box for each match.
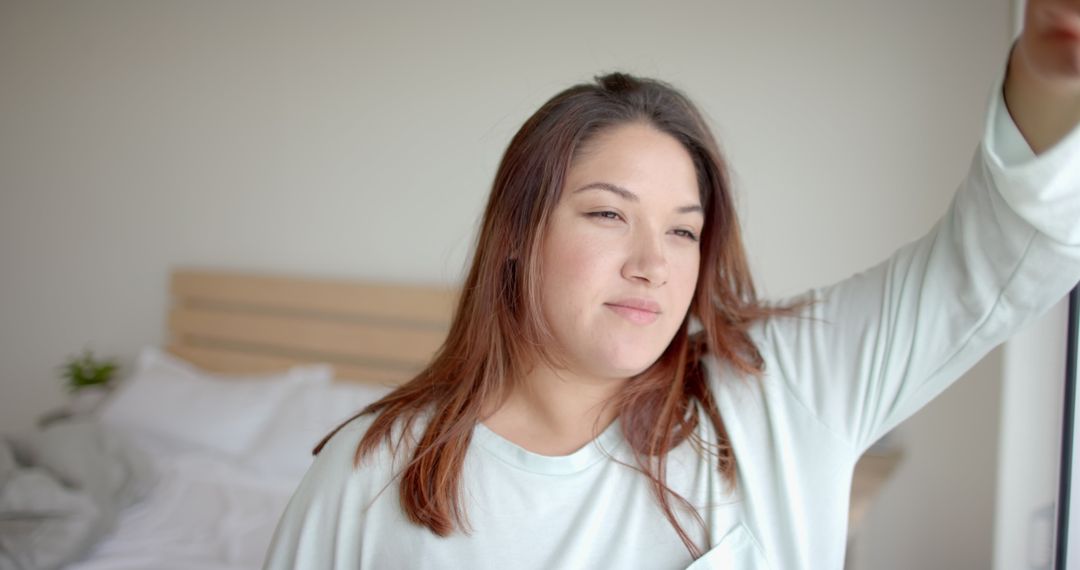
[307,409,425,489]
[266,411,416,568]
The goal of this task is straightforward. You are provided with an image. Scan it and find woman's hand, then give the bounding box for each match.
[1005,0,1080,154]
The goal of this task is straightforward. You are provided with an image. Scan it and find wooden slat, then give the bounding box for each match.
[170,268,457,325]
[167,343,416,386]
[169,306,446,366]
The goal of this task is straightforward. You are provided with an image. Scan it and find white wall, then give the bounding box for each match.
[0,1,1013,568]
[851,347,1005,570]
[994,300,1070,570]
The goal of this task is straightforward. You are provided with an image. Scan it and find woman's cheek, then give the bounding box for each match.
[557,227,619,276]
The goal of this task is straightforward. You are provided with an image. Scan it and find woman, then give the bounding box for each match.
[265,3,1080,568]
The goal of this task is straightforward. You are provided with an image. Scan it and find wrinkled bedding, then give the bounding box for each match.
[0,418,157,570]
[64,439,296,570]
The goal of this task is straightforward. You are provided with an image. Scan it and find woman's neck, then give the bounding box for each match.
[480,363,622,456]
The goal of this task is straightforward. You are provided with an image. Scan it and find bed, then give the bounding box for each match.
[0,267,899,569]
[1,268,455,570]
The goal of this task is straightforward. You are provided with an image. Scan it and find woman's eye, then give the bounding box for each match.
[586,211,697,242]
[673,229,699,242]
[587,211,622,221]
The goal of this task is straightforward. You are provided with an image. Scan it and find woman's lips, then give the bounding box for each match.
[604,303,660,325]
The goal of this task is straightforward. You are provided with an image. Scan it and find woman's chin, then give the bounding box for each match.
[594,352,665,379]
[562,337,670,379]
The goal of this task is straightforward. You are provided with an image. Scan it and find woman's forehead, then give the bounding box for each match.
[566,123,700,205]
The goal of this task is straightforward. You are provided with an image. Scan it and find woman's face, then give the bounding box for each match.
[538,121,703,380]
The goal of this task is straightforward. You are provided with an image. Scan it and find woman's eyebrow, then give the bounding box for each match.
[573,181,703,214]
[574,181,638,201]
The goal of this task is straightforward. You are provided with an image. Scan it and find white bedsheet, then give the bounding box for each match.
[66,433,299,570]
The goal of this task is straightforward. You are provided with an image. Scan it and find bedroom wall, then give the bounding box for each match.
[0,1,1013,569]
[993,298,1069,570]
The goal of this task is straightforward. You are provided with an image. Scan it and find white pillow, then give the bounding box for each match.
[98,346,334,457]
[240,379,393,483]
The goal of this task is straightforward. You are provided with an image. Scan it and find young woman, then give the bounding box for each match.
[265,3,1080,568]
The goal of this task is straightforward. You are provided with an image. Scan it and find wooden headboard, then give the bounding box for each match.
[166,268,458,386]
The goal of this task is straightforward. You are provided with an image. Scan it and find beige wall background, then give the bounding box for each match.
[0,1,1021,568]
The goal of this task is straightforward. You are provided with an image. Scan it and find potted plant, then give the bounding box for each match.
[59,348,120,414]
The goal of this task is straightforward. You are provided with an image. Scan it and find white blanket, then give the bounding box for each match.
[0,418,157,570]
[65,432,297,570]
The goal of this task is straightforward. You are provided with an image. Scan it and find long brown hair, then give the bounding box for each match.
[315,71,809,558]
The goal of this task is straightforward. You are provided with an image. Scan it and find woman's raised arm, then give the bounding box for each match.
[743,30,1080,458]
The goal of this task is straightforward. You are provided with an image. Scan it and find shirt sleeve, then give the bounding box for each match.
[759,51,1080,457]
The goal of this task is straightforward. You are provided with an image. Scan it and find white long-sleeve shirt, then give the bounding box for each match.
[263,54,1080,570]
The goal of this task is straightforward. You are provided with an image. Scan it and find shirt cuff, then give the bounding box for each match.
[981,42,1080,246]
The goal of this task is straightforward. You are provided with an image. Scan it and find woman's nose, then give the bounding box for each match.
[621,231,669,287]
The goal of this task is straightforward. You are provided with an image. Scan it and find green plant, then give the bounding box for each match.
[60,349,119,392]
